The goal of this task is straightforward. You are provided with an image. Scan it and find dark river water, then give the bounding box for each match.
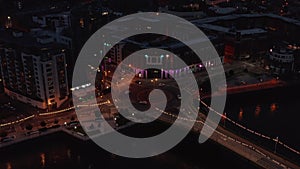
[223,84,300,163]
[0,124,258,169]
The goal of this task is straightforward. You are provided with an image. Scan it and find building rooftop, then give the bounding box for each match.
[239,28,267,35]
[199,23,267,35]
[192,13,300,27]
[209,7,237,15]
[0,29,67,54]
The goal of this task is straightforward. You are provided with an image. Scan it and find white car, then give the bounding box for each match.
[158,83,165,86]
[138,100,148,105]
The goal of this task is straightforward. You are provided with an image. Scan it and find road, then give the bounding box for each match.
[105,64,299,168]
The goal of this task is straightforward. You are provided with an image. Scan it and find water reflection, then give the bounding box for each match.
[0,128,259,169]
[40,153,45,167]
[255,105,261,117]
[270,103,278,113]
[67,149,71,159]
[224,85,300,163]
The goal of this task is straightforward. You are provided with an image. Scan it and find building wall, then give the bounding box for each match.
[109,43,125,64]
[0,46,69,109]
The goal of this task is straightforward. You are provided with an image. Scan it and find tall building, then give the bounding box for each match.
[0,9,74,110]
[0,45,69,109]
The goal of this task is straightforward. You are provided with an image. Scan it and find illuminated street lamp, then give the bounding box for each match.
[222,112,227,127]
[5,16,12,28]
[274,136,279,153]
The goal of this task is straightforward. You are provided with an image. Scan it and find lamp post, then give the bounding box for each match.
[223,112,226,127]
[274,136,279,153]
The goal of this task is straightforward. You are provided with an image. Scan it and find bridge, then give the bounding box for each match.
[1,83,300,169]
[206,0,231,5]
[103,61,300,169]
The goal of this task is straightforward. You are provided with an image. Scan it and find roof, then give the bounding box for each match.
[192,13,300,27]
[209,7,237,15]
[239,28,267,35]
[199,24,267,35]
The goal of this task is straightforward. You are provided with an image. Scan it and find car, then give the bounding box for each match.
[240,81,247,85]
[1,135,16,143]
[26,130,40,136]
[68,121,79,126]
[135,80,142,85]
[158,83,165,86]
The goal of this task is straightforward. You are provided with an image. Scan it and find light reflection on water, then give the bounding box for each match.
[270,103,278,113]
[40,153,45,167]
[6,163,11,169]
[254,105,261,117]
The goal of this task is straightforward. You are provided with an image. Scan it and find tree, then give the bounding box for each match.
[25,124,33,130]
[229,70,234,76]
[0,131,8,137]
[40,121,46,127]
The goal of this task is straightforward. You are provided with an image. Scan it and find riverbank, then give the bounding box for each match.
[0,126,88,149]
[1,113,299,168]
[1,78,299,168]
[202,78,300,100]
[0,122,260,169]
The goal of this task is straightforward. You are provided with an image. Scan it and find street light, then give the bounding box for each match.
[274,136,279,153]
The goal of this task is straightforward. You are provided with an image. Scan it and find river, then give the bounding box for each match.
[0,123,258,169]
